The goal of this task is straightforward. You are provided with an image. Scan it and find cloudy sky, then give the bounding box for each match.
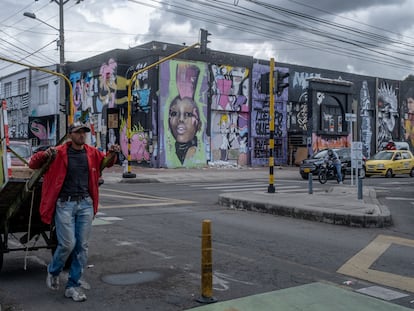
[1,0,413,80]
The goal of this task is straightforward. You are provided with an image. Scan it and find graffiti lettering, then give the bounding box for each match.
[254,138,268,159]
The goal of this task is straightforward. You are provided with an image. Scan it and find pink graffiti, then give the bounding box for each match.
[216,79,232,110]
[30,120,48,140]
[120,123,150,162]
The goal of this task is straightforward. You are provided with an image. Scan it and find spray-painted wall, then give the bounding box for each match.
[57,43,414,170]
[285,64,382,158]
[401,81,414,151]
[210,64,250,165]
[251,63,288,166]
[376,78,400,150]
[159,60,209,168]
[68,57,128,150]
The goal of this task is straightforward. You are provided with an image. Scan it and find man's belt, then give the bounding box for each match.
[59,195,89,202]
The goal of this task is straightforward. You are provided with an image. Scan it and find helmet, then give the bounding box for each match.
[327,149,333,156]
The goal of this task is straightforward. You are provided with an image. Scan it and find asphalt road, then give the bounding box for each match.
[0,174,413,310]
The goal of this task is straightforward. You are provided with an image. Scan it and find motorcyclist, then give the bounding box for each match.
[324,148,343,184]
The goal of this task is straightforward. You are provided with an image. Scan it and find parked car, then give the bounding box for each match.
[299,148,366,180]
[365,150,414,177]
[8,140,32,166]
[378,141,410,151]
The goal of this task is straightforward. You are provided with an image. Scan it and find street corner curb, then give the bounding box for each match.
[119,177,161,184]
[218,193,392,228]
[366,187,393,227]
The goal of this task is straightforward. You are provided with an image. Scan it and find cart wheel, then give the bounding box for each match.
[0,234,4,272]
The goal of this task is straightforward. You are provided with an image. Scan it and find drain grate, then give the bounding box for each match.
[102,271,161,285]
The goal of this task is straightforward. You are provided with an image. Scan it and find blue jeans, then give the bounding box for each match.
[334,163,343,182]
[48,197,94,288]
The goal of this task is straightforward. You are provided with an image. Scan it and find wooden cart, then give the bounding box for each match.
[0,166,57,271]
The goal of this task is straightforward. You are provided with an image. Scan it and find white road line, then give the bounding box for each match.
[187,182,266,188]
[204,185,300,190]
[384,197,414,201]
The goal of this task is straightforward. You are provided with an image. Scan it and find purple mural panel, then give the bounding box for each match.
[251,63,288,166]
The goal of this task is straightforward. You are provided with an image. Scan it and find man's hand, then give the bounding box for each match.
[45,147,57,160]
[109,144,120,153]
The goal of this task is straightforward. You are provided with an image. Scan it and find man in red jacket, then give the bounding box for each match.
[29,122,119,302]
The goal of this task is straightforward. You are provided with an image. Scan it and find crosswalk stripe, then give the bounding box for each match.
[384,197,414,201]
[183,183,324,193]
[187,182,266,188]
[203,184,300,190]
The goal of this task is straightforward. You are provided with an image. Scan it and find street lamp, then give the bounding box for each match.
[23,11,64,78]
[23,7,70,141]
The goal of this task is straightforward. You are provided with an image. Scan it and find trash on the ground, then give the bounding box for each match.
[343,280,353,286]
[87,264,94,268]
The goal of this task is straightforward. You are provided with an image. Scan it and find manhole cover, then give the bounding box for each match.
[102,271,161,285]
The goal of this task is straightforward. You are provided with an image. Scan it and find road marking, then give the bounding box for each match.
[203,184,300,190]
[99,188,194,209]
[99,216,123,221]
[384,197,414,201]
[356,286,408,301]
[337,234,414,293]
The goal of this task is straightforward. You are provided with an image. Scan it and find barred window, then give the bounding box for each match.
[4,82,11,98]
[39,84,48,106]
[18,78,26,95]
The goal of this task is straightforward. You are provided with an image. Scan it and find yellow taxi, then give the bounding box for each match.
[365,150,414,178]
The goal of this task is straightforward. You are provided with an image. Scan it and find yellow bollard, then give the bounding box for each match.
[196,219,217,304]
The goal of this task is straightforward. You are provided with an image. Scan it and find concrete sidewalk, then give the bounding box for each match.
[186,282,412,311]
[101,164,391,228]
[218,184,391,228]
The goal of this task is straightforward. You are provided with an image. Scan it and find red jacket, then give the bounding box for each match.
[29,142,117,224]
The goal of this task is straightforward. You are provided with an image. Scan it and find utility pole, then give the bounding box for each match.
[25,0,82,139]
[55,0,69,137]
[268,58,275,193]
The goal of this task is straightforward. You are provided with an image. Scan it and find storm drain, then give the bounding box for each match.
[102,271,161,285]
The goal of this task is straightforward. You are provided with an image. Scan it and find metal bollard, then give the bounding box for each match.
[196,220,217,304]
[305,168,312,194]
[357,176,363,200]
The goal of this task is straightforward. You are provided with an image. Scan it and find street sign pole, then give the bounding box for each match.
[345,113,356,185]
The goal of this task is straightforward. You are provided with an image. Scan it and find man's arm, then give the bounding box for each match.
[100,144,120,171]
[29,147,56,169]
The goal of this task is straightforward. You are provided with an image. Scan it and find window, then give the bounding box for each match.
[39,84,48,106]
[4,82,11,98]
[18,78,26,95]
[320,104,342,133]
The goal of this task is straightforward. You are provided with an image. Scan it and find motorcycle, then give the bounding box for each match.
[318,161,346,184]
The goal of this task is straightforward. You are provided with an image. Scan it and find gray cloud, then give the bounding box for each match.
[1,0,413,79]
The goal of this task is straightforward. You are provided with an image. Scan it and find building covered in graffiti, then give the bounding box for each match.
[1,41,413,168]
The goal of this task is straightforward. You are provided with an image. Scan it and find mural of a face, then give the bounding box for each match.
[407,97,414,113]
[168,97,200,143]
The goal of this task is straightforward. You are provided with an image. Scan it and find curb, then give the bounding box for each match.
[120,177,161,184]
[218,193,392,228]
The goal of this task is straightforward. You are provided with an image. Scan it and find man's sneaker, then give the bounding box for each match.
[65,287,87,302]
[79,279,91,290]
[46,272,59,290]
[339,181,343,184]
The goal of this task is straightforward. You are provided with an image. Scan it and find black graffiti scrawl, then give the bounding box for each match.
[377,81,399,148]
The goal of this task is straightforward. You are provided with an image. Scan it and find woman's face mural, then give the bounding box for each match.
[169,97,200,144]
